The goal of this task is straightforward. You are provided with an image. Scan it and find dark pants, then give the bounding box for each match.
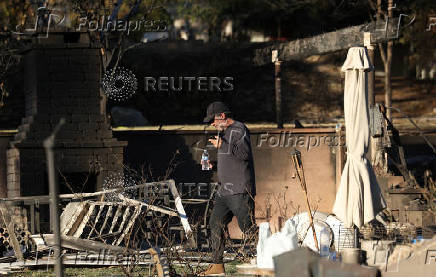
[209,193,255,263]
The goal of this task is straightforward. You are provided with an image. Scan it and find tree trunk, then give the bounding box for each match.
[385,0,393,120]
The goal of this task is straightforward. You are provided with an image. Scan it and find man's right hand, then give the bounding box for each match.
[208,136,222,148]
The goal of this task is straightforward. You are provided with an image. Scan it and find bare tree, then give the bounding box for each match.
[369,0,394,120]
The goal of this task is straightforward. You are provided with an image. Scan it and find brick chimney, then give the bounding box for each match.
[6,33,127,198]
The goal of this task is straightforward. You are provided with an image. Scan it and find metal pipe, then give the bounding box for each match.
[43,118,65,277]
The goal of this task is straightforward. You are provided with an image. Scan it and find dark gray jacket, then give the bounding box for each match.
[217,120,256,197]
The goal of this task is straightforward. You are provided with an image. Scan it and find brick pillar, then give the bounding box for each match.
[0,137,10,197]
[6,148,20,198]
[7,33,127,197]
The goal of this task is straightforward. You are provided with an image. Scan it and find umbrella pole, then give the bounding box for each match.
[291,151,320,252]
[354,225,360,248]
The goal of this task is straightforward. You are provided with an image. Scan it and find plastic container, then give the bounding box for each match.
[201,149,210,170]
[319,227,330,257]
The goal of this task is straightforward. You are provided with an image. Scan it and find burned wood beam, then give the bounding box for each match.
[108,205,123,234]
[253,18,403,65]
[112,206,132,245]
[74,204,96,238]
[115,206,141,246]
[61,202,90,236]
[118,194,178,216]
[87,204,103,240]
[60,201,144,246]
[98,205,113,238]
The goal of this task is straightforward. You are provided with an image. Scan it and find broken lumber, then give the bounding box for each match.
[0,203,24,261]
[0,180,175,202]
[168,180,196,248]
[59,201,142,246]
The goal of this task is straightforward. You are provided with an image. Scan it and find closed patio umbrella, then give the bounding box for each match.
[333,47,386,228]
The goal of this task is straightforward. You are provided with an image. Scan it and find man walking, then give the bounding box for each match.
[200,101,256,276]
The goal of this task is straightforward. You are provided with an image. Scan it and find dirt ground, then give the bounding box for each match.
[375,76,436,118]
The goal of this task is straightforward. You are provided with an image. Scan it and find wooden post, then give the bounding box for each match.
[364,32,375,107]
[35,200,40,234]
[365,32,379,167]
[272,50,283,128]
[335,124,345,193]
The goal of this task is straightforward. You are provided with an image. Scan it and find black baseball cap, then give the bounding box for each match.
[203,101,230,123]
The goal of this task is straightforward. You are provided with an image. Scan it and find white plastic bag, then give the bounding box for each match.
[256,220,298,269]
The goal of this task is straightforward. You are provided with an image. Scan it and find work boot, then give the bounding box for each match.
[198,263,225,276]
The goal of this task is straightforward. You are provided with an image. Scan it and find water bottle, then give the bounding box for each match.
[319,228,330,257]
[201,149,210,170]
